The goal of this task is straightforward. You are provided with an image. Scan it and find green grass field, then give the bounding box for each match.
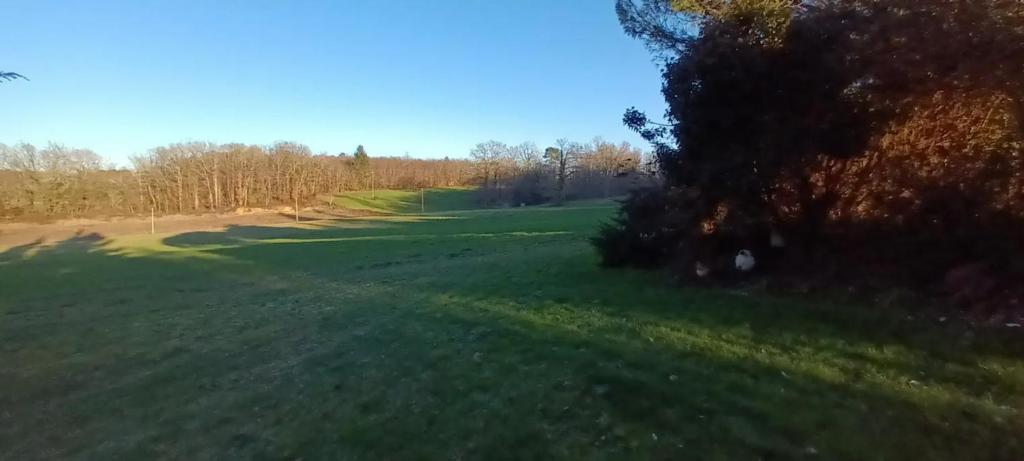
[330,187,478,214]
[1,200,1022,460]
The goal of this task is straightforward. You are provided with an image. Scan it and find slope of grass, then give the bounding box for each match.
[1,204,1022,460]
[332,187,477,214]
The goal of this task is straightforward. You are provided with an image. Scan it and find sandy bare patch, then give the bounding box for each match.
[0,208,375,249]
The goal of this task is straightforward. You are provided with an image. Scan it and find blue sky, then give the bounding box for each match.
[1,0,665,165]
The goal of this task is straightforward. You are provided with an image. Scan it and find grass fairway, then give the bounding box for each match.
[1,202,1022,460]
[331,187,478,214]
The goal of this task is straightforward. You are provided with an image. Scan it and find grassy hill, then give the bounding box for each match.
[1,203,1022,459]
[331,187,478,214]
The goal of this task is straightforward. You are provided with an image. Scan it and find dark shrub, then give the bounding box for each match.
[609,0,1024,305]
[593,187,680,268]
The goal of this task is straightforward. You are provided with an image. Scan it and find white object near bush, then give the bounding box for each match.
[695,262,711,278]
[735,250,756,272]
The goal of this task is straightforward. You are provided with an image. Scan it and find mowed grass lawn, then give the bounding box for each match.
[1,202,1022,460]
[331,187,478,214]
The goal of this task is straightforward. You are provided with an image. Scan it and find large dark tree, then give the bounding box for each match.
[599,0,1024,295]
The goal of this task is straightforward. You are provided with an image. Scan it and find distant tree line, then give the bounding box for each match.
[599,0,1024,310]
[469,138,656,206]
[0,138,652,220]
[0,143,106,218]
[0,142,475,220]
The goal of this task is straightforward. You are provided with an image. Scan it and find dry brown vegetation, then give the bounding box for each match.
[0,142,476,221]
[1,139,657,222]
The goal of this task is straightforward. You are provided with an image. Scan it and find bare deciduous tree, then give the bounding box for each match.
[0,141,476,220]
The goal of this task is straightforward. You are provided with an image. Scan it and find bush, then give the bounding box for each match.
[608,0,1024,307]
[593,188,676,268]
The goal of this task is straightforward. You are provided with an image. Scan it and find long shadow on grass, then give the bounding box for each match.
[162,218,429,247]
[415,294,1023,460]
[166,217,1023,457]
[161,215,1024,366]
[161,208,588,250]
[2,224,1022,460]
[335,188,478,214]
[159,212,1024,397]
[1,232,576,459]
[340,194,410,213]
[0,237,45,263]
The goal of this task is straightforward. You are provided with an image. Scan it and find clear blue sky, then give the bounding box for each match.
[1,0,665,165]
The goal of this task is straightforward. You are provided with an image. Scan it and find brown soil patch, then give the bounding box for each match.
[0,208,375,249]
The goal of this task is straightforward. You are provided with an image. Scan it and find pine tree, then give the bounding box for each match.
[352,145,371,189]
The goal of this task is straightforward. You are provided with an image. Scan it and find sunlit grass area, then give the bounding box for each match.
[1,204,1022,460]
[331,187,478,214]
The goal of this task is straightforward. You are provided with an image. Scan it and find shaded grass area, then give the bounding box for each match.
[1,204,1022,460]
[331,187,477,214]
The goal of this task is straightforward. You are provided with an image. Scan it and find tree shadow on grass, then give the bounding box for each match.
[418,187,480,213]
[0,237,45,263]
[156,209,1024,384]
[160,214,480,250]
[334,188,477,214]
[339,194,407,213]
[2,232,567,459]
[162,220,404,247]
[162,224,332,247]
[0,232,328,458]
[2,220,1022,460]
[162,218,1023,454]
[413,295,1023,460]
[168,217,1024,366]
